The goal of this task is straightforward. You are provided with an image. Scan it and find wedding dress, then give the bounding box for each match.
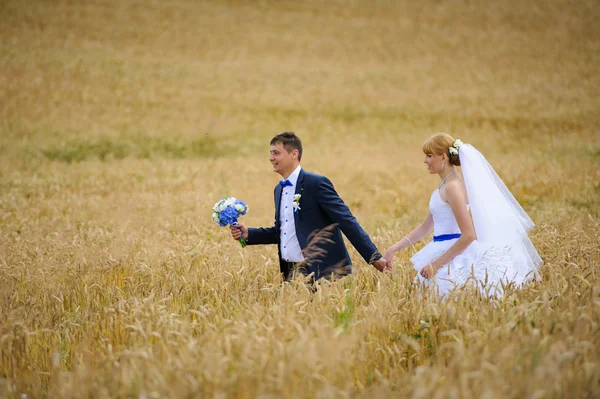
[411,144,543,297]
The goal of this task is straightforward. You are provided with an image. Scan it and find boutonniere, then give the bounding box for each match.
[293,194,301,214]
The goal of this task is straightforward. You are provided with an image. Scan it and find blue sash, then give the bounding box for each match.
[433,233,461,242]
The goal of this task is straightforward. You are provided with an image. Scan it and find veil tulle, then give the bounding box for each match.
[459,144,543,284]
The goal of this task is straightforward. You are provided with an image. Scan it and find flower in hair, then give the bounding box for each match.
[449,139,463,155]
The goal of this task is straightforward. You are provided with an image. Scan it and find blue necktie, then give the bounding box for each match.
[280,179,293,187]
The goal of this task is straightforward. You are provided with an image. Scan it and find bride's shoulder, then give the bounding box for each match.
[445,177,465,189]
[444,178,467,198]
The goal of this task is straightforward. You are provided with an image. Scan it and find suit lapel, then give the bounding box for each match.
[275,184,283,229]
[294,169,305,226]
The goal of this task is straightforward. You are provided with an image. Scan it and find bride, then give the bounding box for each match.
[384,133,543,297]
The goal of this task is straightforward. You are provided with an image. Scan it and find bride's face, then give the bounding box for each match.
[424,153,444,174]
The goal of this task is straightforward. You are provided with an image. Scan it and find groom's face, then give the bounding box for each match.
[270,142,297,176]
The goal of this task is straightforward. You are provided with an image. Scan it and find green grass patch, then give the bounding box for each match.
[570,180,600,215]
[334,292,354,330]
[34,135,230,163]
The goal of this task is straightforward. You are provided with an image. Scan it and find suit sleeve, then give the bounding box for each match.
[247,226,278,245]
[246,187,279,245]
[316,176,382,263]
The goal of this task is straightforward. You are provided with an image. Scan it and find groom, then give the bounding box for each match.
[230,132,390,281]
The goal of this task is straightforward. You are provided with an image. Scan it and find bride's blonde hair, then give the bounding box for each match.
[422,133,461,166]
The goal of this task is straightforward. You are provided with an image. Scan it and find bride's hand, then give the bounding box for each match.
[420,263,438,279]
[383,250,394,264]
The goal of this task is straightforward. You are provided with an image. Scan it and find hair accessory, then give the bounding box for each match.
[449,139,463,155]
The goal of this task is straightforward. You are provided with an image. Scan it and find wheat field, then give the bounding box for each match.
[1,0,599,397]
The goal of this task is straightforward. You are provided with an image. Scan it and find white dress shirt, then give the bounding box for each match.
[280,165,304,263]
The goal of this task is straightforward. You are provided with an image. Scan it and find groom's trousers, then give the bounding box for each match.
[281,260,299,281]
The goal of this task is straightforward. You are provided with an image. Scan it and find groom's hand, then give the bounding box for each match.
[230,224,249,241]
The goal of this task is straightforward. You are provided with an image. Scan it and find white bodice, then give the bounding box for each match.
[429,190,462,236]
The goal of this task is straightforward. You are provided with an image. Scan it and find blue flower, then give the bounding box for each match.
[218,206,239,227]
[212,197,249,247]
[212,198,248,227]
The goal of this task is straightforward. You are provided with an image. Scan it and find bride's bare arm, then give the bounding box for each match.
[421,180,476,278]
[383,212,434,261]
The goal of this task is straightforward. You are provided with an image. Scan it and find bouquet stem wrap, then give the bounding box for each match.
[234,223,247,248]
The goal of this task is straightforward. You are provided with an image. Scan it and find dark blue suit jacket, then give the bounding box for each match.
[247,169,381,280]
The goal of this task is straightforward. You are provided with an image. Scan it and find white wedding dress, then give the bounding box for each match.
[410,144,543,298]
[411,190,516,297]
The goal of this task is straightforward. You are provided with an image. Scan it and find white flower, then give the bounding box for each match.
[218,202,226,212]
[292,194,301,213]
[449,147,458,155]
[212,212,220,223]
[234,204,245,213]
[453,139,463,149]
[224,197,236,206]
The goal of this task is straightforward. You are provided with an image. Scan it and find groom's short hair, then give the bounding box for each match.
[270,131,303,161]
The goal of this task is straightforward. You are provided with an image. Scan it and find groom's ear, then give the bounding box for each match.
[292,148,300,160]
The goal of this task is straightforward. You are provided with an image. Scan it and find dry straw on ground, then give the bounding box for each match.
[1,0,599,397]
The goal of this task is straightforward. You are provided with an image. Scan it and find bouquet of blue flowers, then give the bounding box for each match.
[212,197,249,247]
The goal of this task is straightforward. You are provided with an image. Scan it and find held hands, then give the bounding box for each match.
[230,224,249,241]
[372,257,392,273]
